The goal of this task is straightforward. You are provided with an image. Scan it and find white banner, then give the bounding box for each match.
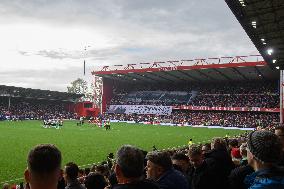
[108,105,172,115]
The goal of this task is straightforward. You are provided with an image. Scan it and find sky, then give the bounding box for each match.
[0,0,258,92]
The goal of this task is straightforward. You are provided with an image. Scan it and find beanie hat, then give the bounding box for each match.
[247,130,282,163]
[231,148,242,159]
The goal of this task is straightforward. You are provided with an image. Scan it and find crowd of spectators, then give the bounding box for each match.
[188,94,278,108]
[113,81,278,94]
[0,98,77,121]
[105,111,279,128]
[3,126,284,189]
[109,81,279,108]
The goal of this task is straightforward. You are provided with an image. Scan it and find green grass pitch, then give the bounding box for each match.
[0,120,245,183]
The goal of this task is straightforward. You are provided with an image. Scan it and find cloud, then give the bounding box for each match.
[35,49,81,60]
[0,0,258,91]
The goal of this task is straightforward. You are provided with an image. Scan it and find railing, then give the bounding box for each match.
[92,55,264,73]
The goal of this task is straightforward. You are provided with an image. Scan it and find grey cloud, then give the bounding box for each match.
[0,66,91,92]
[32,47,123,60]
[18,50,30,56]
[35,50,80,60]
[0,0,258,91]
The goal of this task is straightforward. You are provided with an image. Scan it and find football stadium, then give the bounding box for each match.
[1,1,284,189]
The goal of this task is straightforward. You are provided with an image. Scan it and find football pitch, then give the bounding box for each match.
[0,120,245,183]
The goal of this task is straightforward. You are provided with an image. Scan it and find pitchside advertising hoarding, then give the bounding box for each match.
[108,105,279,115]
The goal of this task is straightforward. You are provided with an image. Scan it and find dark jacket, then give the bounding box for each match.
[228,165,254,189]
[111,179,160,189]
[205,149,235,189]
[188,158,217,189]
[157,168,189,189]
[279,151,284,166]
[244,167,284,189]
[65,180,86,189]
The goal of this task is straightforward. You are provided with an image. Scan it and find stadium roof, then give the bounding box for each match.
[225,0,284,70]
[92,55,278,83]
[0,85,83,102]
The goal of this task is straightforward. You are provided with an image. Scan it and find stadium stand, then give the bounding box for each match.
[104,111,279,128]
[104,80,279,128]
[0,85,82,121]
[110,81,279,107]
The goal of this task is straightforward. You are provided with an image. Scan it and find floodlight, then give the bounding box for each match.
[267,49,273,55]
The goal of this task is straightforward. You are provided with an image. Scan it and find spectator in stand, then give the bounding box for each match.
[64,162,86,189]
[228,142,254,189]
[244,130,284,188]
[239,143,248,166]
[146,151,188,189]
[205,137,234,189]
[171,152,190,176]
[274,126,284,166]
[201,143,211,155]
[229,139,242,166]
[84,168,90,177]
[57,169,66,189]
[187,145,218,189]
[84,173,107,189]
[78,169,84,184]
[94,164,110,179]
[111,145,159,189]
[2,183,9,189]
[228,165,254,189]
[24,144,62,189]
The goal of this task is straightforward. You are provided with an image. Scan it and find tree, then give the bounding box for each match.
[67,78,88,94]
[67,78,88,101]
[67,77,102,105]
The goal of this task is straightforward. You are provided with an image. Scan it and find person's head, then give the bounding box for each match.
[64,162,79,182]
[84,173,107,189]
[275,126,284,150]
[146,151,172,181]
[211,137,227,150]
[239,143,248,158]
[231,148,242,160]
[188,145,203,168]
[79,169,84,176]
[247,130,282,171]
[90,164,97,173]
[115,145,145,183]
[84,168,90,176]
[171,152,190,174]
[2,183,9,189]
[95,164,110,177]
[201,143,211,155]
[228,139,239,148]
[24,144,62,189]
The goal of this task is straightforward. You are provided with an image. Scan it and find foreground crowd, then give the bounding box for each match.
[3,127,284,189]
